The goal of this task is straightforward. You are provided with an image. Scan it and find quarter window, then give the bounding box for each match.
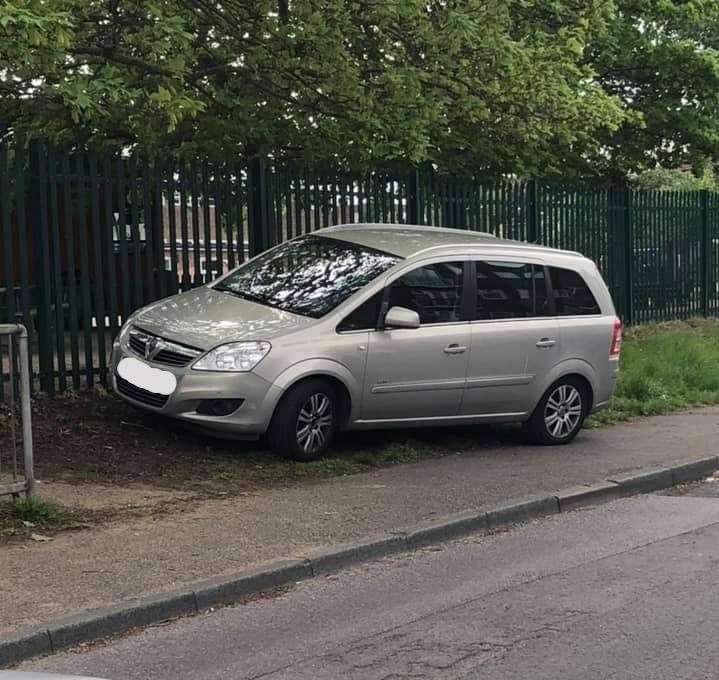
[387,262,465,325]
[337,292,383,332]
[549,267,601,315]
[476,261,549,319]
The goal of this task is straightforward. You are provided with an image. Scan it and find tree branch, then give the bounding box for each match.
[70,47,175,77]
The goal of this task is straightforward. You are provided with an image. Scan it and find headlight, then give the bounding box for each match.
[119,312,139,337]
[116,316,135,346]
[192,341,271,372]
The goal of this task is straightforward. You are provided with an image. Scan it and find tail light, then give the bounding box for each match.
[610,317,622,358]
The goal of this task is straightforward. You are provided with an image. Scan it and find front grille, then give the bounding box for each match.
[154,348,194,367]
[116,375,169,408]
[127,327,202,367]
[129,333,145,356]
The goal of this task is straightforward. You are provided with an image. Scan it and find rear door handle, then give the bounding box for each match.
[444,343,467,354]
[536,338,556,349]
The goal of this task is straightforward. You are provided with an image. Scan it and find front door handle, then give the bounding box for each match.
[444,343,467,354]
[536,338,556,349]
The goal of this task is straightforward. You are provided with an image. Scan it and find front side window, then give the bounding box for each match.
[476,261,549,320]
[387,262,465,324]
[549,266,601,315]
[214,235,401,318]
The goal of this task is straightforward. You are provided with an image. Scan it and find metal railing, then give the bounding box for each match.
[0,324,34,498]
[3,141,719,395]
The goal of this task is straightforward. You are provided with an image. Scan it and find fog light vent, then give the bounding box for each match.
[196,399,244,416]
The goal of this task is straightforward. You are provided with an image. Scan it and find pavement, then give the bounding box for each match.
[19,477,719,679]
[2,407,719,638]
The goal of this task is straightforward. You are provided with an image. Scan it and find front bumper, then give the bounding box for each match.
[110,344,282,437]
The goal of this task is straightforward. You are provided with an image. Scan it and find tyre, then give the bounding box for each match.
[268,379,337,461]
[525,376,589,445]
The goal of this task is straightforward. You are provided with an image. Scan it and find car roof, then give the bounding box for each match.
[316,223,581,260]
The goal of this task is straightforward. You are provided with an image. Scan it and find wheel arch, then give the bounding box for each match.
[534,359,597,413]
[268,359,361,430]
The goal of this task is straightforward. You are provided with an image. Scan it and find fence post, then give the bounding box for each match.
[622,183,634,325]
[527,179,538,242]
[407,168,421,225]
[608,184,633,324]
[29,142,54,393]
[701,189,710,317]
[247,157,269,257]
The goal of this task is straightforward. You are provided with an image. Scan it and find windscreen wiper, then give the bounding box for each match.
[214,286,268,306]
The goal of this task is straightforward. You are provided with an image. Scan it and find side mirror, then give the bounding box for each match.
[384,305,420,330]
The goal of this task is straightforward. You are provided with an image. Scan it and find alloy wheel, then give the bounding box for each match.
[543,384,582,439]
[296,392,333,455]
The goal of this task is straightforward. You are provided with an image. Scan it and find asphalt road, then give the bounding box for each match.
[23,478,719,679]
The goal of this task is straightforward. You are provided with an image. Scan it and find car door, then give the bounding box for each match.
[361,260,471,422]
[460,259,561,416]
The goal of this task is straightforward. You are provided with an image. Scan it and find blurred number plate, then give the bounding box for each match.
[117,357,177,395]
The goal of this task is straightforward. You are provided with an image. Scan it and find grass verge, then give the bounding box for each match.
[589,318,719,425]
[242,438,439,483]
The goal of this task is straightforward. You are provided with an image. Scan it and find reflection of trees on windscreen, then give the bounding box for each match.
[217,236,400,317]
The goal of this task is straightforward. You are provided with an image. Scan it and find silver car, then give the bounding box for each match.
[110,224,621,460]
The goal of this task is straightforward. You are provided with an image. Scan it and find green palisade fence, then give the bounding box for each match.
[1,143,718,395]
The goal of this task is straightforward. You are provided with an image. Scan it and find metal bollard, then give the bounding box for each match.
[0,324,34,498]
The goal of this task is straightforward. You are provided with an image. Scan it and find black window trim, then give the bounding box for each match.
[462,260,475,321]
[466,260,477,318]
[467,258,556,322]
[378,285,390,330]
[544,264,558,317]
[335,288,386,334]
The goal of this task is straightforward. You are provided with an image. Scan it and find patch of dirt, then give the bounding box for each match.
[0,388,268,494]
[0,389,275,539]
[36,480,197,511]
[0,388,488,501]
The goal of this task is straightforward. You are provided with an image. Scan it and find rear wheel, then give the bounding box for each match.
[525,376,589,445]
[268,379,337,461]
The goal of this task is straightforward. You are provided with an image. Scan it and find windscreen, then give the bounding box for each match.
[214,235,401,318]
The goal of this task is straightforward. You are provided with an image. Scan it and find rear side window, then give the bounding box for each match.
[388,262,465,324]
[476,261,550,319]
[549,267,601,315]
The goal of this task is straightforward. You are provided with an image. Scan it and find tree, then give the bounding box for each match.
[0,0,626,177]
[587,0,719,180]
[632,165,718,191]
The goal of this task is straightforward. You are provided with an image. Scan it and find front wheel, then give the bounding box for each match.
[268,379,337,461]
[525,377,588,445]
